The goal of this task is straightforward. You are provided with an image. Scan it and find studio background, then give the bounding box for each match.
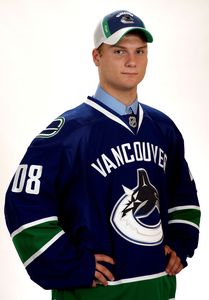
[0,0,208,299]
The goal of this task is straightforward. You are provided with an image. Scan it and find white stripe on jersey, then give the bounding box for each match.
[107,271,167,286]
[11,216,58,239]
[24,230,65,267]
[86,99,144,134]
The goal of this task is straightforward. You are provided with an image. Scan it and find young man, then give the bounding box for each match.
[5,10,200,300]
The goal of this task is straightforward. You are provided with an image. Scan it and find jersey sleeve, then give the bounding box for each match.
[165,124,201,266]
[4,122,95,290]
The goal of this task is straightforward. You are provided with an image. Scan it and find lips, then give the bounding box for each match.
[122,72,138,75]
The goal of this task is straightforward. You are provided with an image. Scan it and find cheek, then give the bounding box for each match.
[143,58,148,69]
[138,60,148,74]
[101,61,121,76]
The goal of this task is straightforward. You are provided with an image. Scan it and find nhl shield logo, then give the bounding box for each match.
[110,168,163,246]
[129,115,137,128]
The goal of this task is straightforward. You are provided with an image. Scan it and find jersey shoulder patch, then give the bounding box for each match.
[36,116,65,139]
[35,102,102,141]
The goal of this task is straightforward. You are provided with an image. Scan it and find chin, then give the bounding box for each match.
[123,77,144,87]
[121,82,141,90]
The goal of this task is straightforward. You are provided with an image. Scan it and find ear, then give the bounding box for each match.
[92,48,101,66]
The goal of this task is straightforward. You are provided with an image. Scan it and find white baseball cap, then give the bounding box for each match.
[94,10,153,49]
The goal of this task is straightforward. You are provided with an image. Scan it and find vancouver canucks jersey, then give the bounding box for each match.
[5,97,200,300]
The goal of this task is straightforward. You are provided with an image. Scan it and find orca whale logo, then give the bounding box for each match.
[110,168,163,246]
[120,15,135,24]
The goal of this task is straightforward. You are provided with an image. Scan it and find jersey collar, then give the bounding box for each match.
[86,96,144,135]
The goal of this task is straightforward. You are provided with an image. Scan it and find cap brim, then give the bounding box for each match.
[104,27,153,45]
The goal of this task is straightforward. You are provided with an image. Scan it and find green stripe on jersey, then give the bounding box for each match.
[168,208,200,227]
[52,273,176,300]
[12,219,63,264]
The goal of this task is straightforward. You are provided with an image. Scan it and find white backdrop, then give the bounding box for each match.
[1,0,208,299]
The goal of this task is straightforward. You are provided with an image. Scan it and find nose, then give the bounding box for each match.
[125,53,136,67]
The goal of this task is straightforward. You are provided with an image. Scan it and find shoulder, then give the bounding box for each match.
[140,102,183,141]
[30,102,101,147]
[141,103,173,124]
[62,102,101,125]
[141,102,178,130]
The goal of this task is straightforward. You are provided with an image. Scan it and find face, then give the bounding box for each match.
[93,33,148,99]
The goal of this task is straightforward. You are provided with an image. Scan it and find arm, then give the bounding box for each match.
[4,133,95,290]
[165,126,201,268]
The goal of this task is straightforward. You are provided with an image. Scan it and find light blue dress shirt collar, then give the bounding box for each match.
[94,85,138,115]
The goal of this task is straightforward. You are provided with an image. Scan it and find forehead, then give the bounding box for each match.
[98,32,147,52]
[115,33,147,47]
[124,30,147,41]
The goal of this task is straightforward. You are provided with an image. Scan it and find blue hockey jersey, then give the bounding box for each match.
[5,97,200,300]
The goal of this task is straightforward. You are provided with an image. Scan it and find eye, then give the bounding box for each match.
[136,49,144,55]
[114,49,126,55]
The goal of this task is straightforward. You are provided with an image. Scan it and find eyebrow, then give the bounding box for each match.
[110,44,148,50]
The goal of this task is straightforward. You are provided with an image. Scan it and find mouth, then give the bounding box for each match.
[121,72,138,75]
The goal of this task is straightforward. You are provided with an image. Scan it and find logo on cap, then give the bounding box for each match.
[120,15,135,24]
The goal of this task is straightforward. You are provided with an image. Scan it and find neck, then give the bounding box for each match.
[100,84,137,106]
